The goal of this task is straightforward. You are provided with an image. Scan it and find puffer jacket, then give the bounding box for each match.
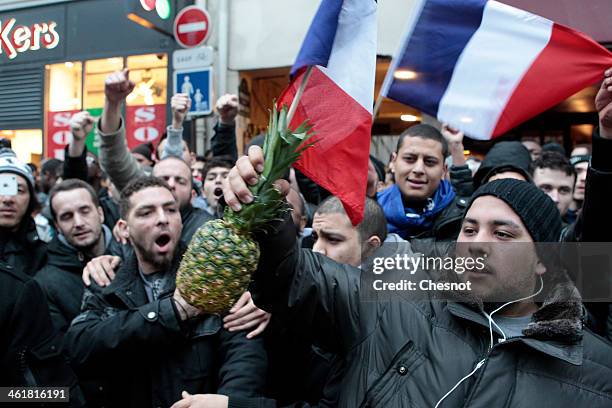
[252,219,612,408]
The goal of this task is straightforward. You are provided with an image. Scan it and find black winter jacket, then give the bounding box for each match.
[65,246,266,408]
[561,130,612,341]
[252,220,612,407]
[0,260,85,406]
[35,228,122,332]
[181,203,213,244]
[0,217,47,277]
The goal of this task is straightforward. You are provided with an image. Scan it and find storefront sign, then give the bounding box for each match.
[46,110,78,160]
[125,104,166,149]
[46,110,100,159]
[0,7,64,63]
[0,18,60,60]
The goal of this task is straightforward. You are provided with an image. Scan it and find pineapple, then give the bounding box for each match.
[176,103,313,314]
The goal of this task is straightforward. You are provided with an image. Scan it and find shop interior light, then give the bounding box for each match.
[127,13,155,30]
[394,70,417,80]
[64,61,74,68]
[156,0,171,20]
[400,114,419,122]
[127,70,159,106]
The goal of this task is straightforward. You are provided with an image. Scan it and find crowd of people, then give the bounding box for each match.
[1,65,611,407]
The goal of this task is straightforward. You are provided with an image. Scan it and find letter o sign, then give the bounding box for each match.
[134,127,159,142]
[52,130,72,145]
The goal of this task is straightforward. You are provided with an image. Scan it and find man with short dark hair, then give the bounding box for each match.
[197,156,233,217]
[35,179,119,332]
[312,196,388,266]
[522,138,542,161]
[39,158,63,204]
[377,124,467,240]
[66,176,266,408]
[191,154,207,182]
[570,153,589,212]
[95,73,213,245]
[532,151,576,223]
[0,148,46,277]
[224,146,612,407]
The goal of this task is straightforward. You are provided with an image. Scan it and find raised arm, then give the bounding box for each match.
[97,69,143,192]
[223,147,362,353]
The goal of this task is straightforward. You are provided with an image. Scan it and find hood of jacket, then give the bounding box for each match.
[47,225,115,273]
[473,141,532,188]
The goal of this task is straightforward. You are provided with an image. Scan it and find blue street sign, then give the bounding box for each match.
[173,67,213,116]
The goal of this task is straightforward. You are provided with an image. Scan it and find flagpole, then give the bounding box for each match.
[372,91,385,121]
[287,66,314,125]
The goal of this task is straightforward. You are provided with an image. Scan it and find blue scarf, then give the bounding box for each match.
[377,180,456,239]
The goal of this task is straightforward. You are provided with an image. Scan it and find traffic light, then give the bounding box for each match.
[139,0,171,20]
[126,0,177,35]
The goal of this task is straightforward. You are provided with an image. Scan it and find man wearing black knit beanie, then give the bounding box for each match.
[223,70,612,407]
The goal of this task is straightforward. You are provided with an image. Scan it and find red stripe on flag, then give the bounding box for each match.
[279,67,371,225]
[493,23,612,137]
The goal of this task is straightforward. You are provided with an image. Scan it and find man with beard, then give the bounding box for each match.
[35,179,121,332]
[66,176,266,408]
[96,73,213,246]
[221,144,612,406]
[0,148,47,276]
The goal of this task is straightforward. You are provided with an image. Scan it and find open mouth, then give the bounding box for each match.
[154,234,171,251]
[213,187,223,197]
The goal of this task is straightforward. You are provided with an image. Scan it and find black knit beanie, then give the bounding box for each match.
[466,179,561,243]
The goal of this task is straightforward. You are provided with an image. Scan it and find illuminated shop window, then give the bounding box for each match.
[0,129,43,164]
[126,53,168,106]
[84,57,124,109]
[45,61,82,112]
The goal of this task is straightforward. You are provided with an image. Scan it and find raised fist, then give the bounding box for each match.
[70,111,95,142]
[171,93,192,129]
[441,123,464,145]
[216,94,238,125]
[104,69,135,105]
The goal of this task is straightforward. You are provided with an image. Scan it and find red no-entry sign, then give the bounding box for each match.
[173,6,211,48]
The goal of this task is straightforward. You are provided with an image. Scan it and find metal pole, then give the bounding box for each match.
[217,0,229,96]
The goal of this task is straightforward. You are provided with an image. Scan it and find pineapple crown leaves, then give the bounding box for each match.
[225,103,315,234]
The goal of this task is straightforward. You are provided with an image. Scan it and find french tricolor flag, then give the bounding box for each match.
[279,0,377,225]
[380,0,612,140]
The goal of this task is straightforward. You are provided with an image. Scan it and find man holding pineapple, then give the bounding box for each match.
[217,69,612,407]
[66,176,267,408]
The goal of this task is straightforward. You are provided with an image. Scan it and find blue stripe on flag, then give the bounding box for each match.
[291,0,345,77]
[386,0,487,116]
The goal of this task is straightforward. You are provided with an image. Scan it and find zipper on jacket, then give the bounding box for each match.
[19,348,38,386]
[459,338,521,407]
